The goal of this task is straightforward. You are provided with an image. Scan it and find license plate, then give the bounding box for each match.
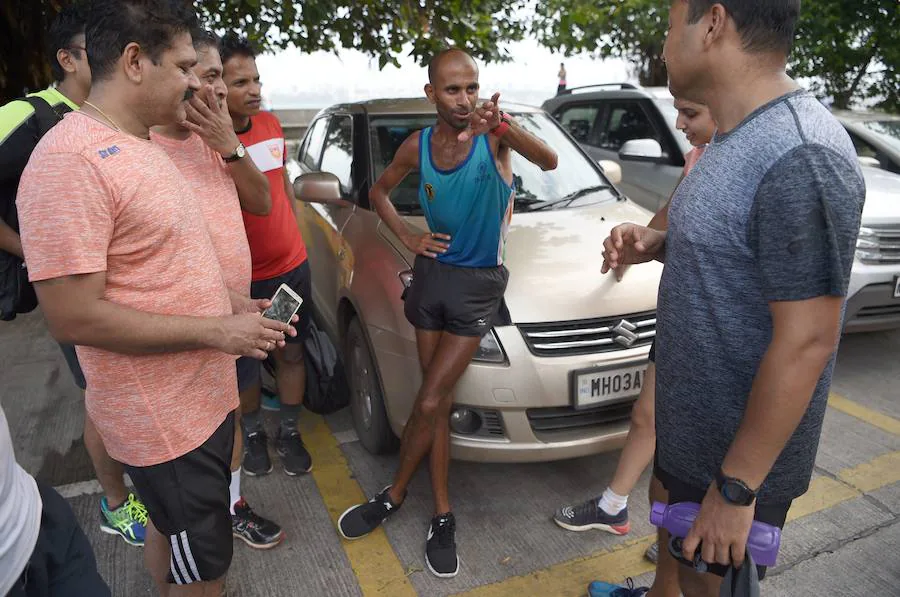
[573,363,646,409]
[894,276,900,299]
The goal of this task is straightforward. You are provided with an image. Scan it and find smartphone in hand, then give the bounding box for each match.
[263,283,303,324]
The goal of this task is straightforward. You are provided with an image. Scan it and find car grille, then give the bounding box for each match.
[526,400,635,434]
[857,225,900,264]
[518,311,656,357]
[857,304,900,319]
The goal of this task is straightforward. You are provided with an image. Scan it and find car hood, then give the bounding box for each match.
[399,200,663,324]
[860,166,900,226]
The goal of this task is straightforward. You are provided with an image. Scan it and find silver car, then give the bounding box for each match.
[286,98,662,463]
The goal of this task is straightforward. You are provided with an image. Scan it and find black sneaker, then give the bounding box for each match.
[242,429,272,476]
[338,486,403,540]
[276,427,313,475]
[553,498,630,534]
[425,513,459,578]
[232,498,285,550]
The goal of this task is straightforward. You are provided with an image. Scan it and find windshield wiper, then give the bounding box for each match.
[529,184,610,212]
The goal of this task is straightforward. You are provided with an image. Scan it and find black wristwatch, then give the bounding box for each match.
[715,470,757,506]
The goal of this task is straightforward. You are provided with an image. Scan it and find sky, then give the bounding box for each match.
[256,38,632,110]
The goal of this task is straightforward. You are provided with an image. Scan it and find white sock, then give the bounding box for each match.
[229,468,241,515]
[598,487,628,515]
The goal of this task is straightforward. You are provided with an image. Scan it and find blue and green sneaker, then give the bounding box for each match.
[100,493,148,546]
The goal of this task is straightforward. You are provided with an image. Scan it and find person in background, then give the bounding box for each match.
[0,3,148,548]
[220,33,315,478]
[556,98,715,597]
[151,28,285,551]
[557,62,568,94]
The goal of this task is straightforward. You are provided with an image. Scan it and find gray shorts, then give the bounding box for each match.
[236,356,261,393]
[404,256,508,337]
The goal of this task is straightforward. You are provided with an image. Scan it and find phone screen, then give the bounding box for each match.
[263,286,302,324]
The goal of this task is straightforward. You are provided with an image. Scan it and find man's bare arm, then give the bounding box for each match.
[0,220,23,258]
[35,272,293,358]
[229,155,271,216]
[369,133,450,258]
[499,116,558,171]
[721,296,843,489]
[283,170,300,218]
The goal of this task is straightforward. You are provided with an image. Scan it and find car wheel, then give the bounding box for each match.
[345,317,399,454]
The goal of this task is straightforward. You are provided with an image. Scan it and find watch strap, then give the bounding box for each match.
[715,470,757,506]
[490,113,511,138]
[223,143,244,163]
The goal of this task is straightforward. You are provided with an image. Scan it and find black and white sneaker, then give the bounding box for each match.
[338,486,403,540]
[242,430,272,476]
[232,498,285,549]
[425,513,459,578]
[553,498,630,534]
[276,427,313,476]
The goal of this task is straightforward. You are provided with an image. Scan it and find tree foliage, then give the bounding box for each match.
[1,0,529,104]
[532,0,670,87]
[532,0,899,112]
[790,0,899,111]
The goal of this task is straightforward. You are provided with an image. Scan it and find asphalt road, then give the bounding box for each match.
[1,309,897,596]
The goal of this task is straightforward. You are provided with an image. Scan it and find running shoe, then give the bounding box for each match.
[644,541,659,564]
[588,578,650,597]
[553,498,630,534]
[425,513,459,578]
[261,391,281,412]
[243,429,273,476]
[276,427,312,475]
[100,493,147,546]
[232,498,285,549]
[338,486,403,540]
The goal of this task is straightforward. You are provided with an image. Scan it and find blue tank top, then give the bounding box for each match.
[418,127,515,268]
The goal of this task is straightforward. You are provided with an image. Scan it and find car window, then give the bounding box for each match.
[369,112,617,216]
[848,131,879,159]
[596,101,667,154]
[319,116,353,193]
[301,118,328,170]
[556,104,600,144]
[861,120,900,152]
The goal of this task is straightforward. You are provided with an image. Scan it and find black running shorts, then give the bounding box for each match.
[125,412,235,585]
[404,256,509,337]
[653,454,791,580]
[250,260,312,346]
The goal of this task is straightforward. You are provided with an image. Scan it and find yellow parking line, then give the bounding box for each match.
[838,451,900,493]
[454,452,900,597]
[828,393,900,436]
[301,413,417,597]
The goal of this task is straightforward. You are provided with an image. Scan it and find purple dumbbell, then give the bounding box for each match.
[650,501,781,567]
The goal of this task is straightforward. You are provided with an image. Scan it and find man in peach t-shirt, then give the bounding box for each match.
[152,29,285,551]
[15,3,294,595]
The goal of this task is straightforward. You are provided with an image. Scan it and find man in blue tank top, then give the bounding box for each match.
[337,48,558,578]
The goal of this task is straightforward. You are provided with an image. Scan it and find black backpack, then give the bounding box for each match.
[261,319,350,415]
[0,96,66,321]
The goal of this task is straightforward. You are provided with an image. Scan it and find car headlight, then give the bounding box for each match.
[855,227,882,263]
[473,329,507,364]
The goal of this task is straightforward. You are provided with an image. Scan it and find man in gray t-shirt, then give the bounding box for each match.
[598,2,865,596]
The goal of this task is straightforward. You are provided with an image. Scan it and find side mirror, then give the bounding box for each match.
[858,156,882,169]
[293,172,343,204]
[598,160,622,185]
[619,138,664,162]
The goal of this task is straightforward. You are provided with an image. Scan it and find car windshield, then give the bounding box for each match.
[368,111,617,215]
[861,120,900,152]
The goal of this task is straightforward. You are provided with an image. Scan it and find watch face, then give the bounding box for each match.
[722,480,751,504]
[236,144,246,158]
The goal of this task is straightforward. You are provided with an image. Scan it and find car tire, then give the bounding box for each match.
[345,317,399,454]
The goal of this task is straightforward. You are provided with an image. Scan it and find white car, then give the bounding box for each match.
[845,166,900,332]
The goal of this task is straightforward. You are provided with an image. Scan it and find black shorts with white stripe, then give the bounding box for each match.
[125,412,235,584]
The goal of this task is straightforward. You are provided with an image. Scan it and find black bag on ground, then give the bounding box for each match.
[302,320,350,415]
[0,96,65,321]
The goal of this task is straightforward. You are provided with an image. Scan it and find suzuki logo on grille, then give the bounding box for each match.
[612,319,639,348]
